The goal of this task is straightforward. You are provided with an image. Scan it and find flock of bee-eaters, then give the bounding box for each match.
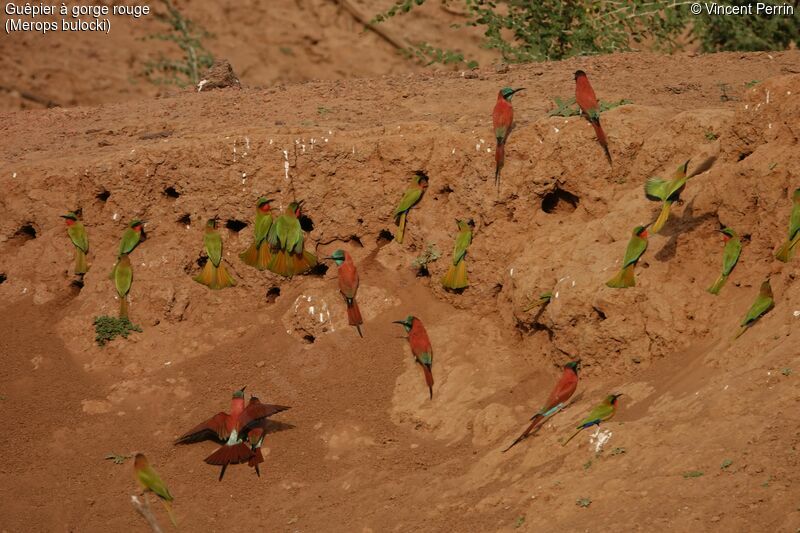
[56,70,799,523]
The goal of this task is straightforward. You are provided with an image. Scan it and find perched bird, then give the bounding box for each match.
[393,315,434,399]
[175,389,290,481]
[268,202,317,277]
[60,212,89,274]
[574,71,611,164]
[393,172,429,244]
[240,197,274,270]
[114,254,133,319]
[327,249,363,337]
[503,360,581,452]
[133,453,177,527]
[110,219,144,278]
[562,393,622,446]
[775,187,800,262]
[441,219,474,291]
[708,228,742,295]
[734,279,774,339]
[606,225,649,288]
[492,87,524,186]
[194,218,236,290]
[644,160,691,234]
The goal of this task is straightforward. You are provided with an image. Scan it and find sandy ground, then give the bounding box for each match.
[1,50,800,532]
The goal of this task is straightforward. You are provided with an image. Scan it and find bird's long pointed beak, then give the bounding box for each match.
[392,320,407,325]
[511,88,526,95]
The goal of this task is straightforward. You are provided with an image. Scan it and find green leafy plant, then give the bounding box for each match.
[514,516,525,528]
[745,80,761,88]
[610,447,627,456]
[721,459,733,470]
[683,470,704,479]
[372,2,796,67]
[781,367,792,376]
[583,460,592,470]
[401,42,478,69]
[143,0,214,86]
[705,131,719,141]
[412,244,441,276]
[549,97,631,117]
[576,497,592,508]
[94,316,142,346]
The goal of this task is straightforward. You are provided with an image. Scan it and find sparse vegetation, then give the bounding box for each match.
[610,447,627,456]
[371,2,797,68]
[94,315,143,346]
[514,516,525,528]
[412,244,441,276]
[576,497,592,508]
[683,470,704,479]
[721,459,733,469]
[548,97,632,118]
[105,453,131,465]
[705,131,719,141]
[143,0,214,86]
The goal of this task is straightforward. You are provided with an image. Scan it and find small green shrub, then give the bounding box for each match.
[412,244,441,276]
[94,316,142,346]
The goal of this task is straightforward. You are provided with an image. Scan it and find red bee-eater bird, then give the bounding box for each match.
[574,70,611,164]
[175,389,289,480]
[492,87,524,187]
[503,360,581,452]
[327,249,363,337]
[242,395,290,478]
[393,315,434,399]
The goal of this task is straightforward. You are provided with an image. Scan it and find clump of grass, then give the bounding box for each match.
[576,497,592,508]
[412,244,441,277]
[94,316,142,346]
[548,97,632,117]
[105,453,131,465]
[721,459,733,469]
[682,470,704,479]
[705,131,719,141]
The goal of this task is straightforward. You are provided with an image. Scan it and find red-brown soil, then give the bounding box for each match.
[1,51,800,532]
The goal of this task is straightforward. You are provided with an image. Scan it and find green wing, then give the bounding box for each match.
[254,213,273,246]
[417,350,433,366]
[114,260,132,298]
[284,216,304,254]
[578,403,614,427]
[622,235,647,267]
[721,238,742,276]
[742,295,774,326]
[118,229,140,256]
[137,466,173,502]
[67,223,89,253]
[270,215,289,248]
[204,231,223,267]
[788,203,800,240]
[451,230,472,266]
[644,177,670,201]
[494,125,508,143]
[393,187,423,218]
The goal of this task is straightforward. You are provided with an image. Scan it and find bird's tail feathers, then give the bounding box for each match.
[606,264,635,288]
[160,498,178,528]
[590,120,611,165]
[193,260,216,288]
[212,263,236,289]
[395,212,407,244]
[495,143,505,187]
[74,248,89,274]
[562,427,582,447]
[651,203,671,234]
[239,242,259,268]
[775,233,799,262]
[119,297,129,319]
[442,260,468,290]
[346,298,363,329]
[422,364,434,400]
[707,273,728,295]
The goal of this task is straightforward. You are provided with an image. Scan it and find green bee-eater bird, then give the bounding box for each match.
[114,254,133,318]
[562,393,622,446]
[133,453,177,527]
[644,160,691,234]
[60,212,89,274]
[441,218,474,290]
[267,202,317,277]
[240,197,274,270]
[110,219,144,278]
[194,218,235,290]
[734,279,774,339]
[393,172,429,244]
[606,225,649,288]
[493,87,524,187]
[775,187,800,262]
[708,228,742,295]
